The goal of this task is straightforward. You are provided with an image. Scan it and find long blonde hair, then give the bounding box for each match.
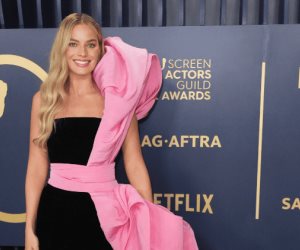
[33,13,105,149]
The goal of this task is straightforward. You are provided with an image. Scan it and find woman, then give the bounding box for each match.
[25,13,198,250]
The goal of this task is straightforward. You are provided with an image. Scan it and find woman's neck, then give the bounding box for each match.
[67,74,97,96]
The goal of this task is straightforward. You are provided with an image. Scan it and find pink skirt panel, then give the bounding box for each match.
[48,163,199,250]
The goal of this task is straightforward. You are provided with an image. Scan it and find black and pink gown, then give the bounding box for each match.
[36,117,112,249]
[36,36,198,249]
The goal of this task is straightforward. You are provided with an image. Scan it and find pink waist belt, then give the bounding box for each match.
[47,163,199,250]
[48,163,117,192]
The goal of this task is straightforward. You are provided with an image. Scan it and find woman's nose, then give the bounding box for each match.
[78,45,87,56]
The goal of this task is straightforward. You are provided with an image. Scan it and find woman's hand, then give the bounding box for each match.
[25,229,39,250]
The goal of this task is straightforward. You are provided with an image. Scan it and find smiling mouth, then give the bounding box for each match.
[73,59,91,67]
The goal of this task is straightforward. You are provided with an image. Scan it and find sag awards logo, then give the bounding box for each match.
[282,197,300,211]
[160,57,212,101]
[141,134,222,148]
[0,54,47,223]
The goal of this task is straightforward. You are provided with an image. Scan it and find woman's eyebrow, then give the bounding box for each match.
[86,39,97,42]
[70,38,97,42]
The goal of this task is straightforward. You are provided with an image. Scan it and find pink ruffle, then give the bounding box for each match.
[91,183,198,250]
[89,36,162,166]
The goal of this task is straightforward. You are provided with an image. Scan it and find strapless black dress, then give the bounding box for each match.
[35,117,113,250]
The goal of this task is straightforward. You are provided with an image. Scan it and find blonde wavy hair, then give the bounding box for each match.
[33,13,105,149]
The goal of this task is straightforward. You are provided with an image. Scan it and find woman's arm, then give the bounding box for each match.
[122,114,153,202]
[25,91,49,233]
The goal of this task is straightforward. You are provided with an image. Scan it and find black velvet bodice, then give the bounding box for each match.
[47,117,101,166]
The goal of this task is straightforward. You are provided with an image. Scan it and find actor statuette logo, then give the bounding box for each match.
[0,54,47,223]
[0,80,8,118]
[160,58,212,101]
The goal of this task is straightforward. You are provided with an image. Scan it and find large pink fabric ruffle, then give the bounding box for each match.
[48,36,199,249]
[89,36,162,166]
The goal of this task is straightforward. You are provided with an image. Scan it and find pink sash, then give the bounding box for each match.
[48,37,199,249]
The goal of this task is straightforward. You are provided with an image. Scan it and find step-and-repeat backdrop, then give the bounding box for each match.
[0,25,299,249]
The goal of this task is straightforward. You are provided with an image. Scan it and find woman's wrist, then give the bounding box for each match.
[25,221,36,232]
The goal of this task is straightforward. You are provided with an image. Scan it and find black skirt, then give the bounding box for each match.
[36,183,113,250]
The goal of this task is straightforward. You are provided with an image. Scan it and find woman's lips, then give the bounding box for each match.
[73,59,91,67]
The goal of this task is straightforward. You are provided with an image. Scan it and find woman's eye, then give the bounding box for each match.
[68,42,77,47]
[87,43,96,48]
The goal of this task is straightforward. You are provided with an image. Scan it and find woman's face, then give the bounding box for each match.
[65,23,101,78]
